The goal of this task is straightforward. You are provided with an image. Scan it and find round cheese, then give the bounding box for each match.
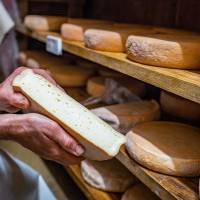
[24,15,68,32]
[23,51,94,87]
[122,183,160,200]
[160,91,200,121]
[103,100,160,128]
[87,76,146,97]
[81,159,136,192]
[126,121,200,177]
[126,34,200,69]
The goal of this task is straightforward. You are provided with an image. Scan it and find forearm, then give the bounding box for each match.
[0,114,24,140]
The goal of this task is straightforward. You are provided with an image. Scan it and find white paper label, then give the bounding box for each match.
[46,35,62,55]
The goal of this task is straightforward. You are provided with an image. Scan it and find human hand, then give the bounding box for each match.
[1,113,84,165]
[0,67,57,113]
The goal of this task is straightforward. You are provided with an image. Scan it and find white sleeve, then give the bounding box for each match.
[0,1,14,44]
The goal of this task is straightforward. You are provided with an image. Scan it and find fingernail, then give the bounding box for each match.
[75,145,84,156]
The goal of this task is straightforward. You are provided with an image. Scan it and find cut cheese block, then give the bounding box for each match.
[24,51,95,87]
[92,100,160,132]
[61,19,112,41]
[81,159,136,192]
[13,69,126,160]
[126,121,200,176]
[98,68,125,78]
[87,76,146,98]
[122,183,160,200]
[84,28,156,52]
[126,34,200,69]
[160,91,200,121]
[24,15,68,31]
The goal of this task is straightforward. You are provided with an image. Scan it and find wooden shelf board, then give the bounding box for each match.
[17,25,200,104]
[65,165,120,200]
[117,147,199,200]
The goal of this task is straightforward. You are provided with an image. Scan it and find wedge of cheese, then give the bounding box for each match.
[81,159,136,192]
[24,51,94,87]
[160,91,200,121]
[13,69,126,160]
[126,34,200,69]
[122,183,160,200]
[24,15,68,31]
[126,121,200,176]
[87,76,146,97]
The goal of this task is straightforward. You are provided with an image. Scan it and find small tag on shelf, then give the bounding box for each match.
[46,35,62,56]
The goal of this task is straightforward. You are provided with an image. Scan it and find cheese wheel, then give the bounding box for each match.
[81,159,136,192]
[76,58,98,69]
[99,100,160,127]
[24,51,95,87]
[160,91,200,121]
[126,34,200,69]
[122,183,160,200]
[87,76,146,97]
[13,69,126,160]
[126,121,200,176]
[24,15,68,31]
[84,27,156,52]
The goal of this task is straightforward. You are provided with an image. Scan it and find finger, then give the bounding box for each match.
[47,124,85,157]
[10,93,30,109]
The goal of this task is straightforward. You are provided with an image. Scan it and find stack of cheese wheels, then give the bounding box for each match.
[24,51,95,87]
[13,69,126,161]
[160,91,200,121]
[126,121,200,177]
[86,76,146,97]
[92,100,160,131]
[84,26,156,52]
[122,183,160,200]
[126,34,200,69]
[24,15,68,32]
[81,159,136,192]
[61,18,112,41]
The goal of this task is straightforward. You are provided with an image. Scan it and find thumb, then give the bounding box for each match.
[11,93,30,109]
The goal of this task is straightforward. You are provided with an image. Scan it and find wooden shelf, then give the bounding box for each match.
[65,165,120,200]
[16,29,200,200]
[16,25,200,104]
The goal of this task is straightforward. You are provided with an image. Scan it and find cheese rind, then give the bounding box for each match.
[126,34,200,69]
[24,15,68,31]
[81,159,136,192]
[126,121,200,176]
[160,91,200,121]
[122,183,160,200]
[12,69,126,160]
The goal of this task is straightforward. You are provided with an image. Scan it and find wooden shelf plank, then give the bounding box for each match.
[65,165,120,200]
[117,147,199,200]
[16,25,200,104]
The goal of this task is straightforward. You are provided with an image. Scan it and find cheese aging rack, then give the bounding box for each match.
[16,0,200,200]
[15,1,200,200]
